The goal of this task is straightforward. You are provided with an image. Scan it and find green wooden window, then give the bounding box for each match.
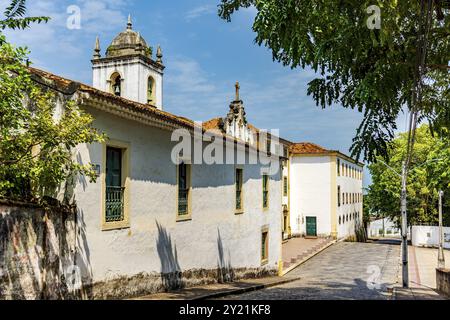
[261,231,268,261]
[105,147,124,222]
[178,162,190,215]
[235,168,243,211]
[283,176,288,197]
[262,174,269,208]
[337,159,340,176]
[338,186,341,207]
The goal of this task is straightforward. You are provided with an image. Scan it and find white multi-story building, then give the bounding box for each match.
[288,143,364,239]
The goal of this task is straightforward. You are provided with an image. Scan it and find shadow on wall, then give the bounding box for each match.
[217,229,234,283]
[156,221,184,291]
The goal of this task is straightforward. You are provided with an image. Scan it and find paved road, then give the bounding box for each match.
[224,242,400,300]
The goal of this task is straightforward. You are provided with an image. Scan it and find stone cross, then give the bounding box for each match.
[235,81,240,101]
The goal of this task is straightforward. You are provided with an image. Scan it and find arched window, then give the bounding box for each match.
[110,73,122,97]
[147,76,156,104]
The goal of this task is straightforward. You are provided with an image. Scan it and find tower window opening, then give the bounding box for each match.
[111,73,122,97]
[147,76,156,104]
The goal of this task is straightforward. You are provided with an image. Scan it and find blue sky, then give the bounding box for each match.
[2,0,410,187]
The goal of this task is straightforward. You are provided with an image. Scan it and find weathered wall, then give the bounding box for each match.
[0,200,77,300]
[0,198,278,300]
[412,226,450,249]
[436,268,450,298]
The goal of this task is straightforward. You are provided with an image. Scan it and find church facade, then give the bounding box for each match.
[27,17,363,298]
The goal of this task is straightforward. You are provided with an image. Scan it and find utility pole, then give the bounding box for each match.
[438,190,445,269]
[401,161,409,288]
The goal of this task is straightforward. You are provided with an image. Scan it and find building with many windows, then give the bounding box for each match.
[288,143,364,239]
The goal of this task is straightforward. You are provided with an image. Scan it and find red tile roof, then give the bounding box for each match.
[28,67,195,130]
[290,142,329,154]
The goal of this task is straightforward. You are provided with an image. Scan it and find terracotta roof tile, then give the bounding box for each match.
[290,142,329,154]
[202,117,223,131]
[28,67,194,130]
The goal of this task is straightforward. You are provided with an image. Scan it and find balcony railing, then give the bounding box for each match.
[178,189,189,215]
[106,186,125,222]
[263,191,268,208]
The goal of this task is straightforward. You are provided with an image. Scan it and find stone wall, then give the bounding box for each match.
[436,268,450,298]
[0,199,77,300]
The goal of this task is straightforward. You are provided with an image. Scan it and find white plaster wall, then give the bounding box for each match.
[74,108,281,283]
[368,218,401,237]
[92,58,163,109]
[289,156,332,236]
[336,158,364,239]
[412,226,450,249]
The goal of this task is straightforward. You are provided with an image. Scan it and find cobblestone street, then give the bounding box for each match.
[223,242,400,300]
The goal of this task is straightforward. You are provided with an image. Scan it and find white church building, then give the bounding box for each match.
[27,17,363,299]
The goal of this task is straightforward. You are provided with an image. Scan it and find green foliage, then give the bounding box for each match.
[0,0,49,32]
[218,0,450,162]
[0,34,105,202]
[365,125,450,227]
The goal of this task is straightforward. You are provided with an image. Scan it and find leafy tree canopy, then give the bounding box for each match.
[218,0,450,162]
[365,124,450,226]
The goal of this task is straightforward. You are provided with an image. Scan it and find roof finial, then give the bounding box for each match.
[235,81,240,101]
[127,14,132,30]
[156,45,163,64]
[93,36,101,59]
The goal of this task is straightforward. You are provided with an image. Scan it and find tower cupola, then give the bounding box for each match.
[91,15,165,109]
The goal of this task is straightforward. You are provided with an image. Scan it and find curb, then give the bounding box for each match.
[280,240,337,276]
[191,276,302,300]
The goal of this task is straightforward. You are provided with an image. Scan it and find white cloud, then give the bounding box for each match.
[185,4,216,22]
[2,0,128,55]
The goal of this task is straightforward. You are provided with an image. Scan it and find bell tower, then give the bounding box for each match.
[91,15,165,110]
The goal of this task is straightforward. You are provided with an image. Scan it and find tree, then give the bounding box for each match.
[218,0,450,163]
[365,125,450,226]
[0,1,105,202]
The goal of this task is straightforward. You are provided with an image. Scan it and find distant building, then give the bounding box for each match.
[368,218,401,238]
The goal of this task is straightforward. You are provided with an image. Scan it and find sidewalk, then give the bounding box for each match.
[394,245,449,300]
[132,275,301,300]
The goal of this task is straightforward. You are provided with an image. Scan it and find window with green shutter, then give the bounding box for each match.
[283,176,288,197]
[261,231,269,262]
[105,147,124,222]
[178,162,190,216]
[235,168,243,211]
[262,174,269,209]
